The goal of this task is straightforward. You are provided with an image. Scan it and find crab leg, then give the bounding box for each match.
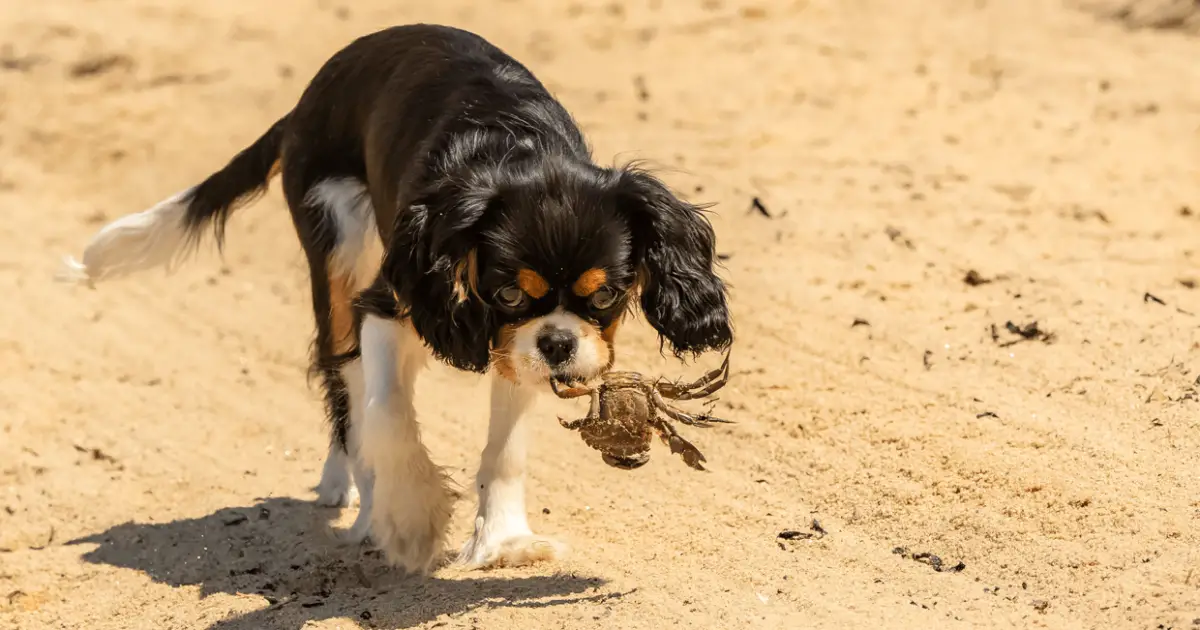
[650,390,732,426]
[557,388,601,429]
[655,353,731,401]
[649,417,708,471]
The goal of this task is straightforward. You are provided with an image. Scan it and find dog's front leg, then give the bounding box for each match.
[458,375,566,568]
[357,315,456,575]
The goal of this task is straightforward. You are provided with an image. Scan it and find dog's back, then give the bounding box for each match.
[59,24,581,285]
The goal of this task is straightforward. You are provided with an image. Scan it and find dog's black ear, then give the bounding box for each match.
[614,167,732,357]
[382,179,497,373]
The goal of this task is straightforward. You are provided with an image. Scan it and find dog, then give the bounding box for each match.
[61,24,733,574]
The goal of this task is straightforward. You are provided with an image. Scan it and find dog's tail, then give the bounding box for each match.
[59,115,289,286]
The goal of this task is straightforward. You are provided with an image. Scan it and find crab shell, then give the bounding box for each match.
[578,387,655,470]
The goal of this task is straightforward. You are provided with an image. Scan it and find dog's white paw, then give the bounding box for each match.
[457,516,566,569]
[337,494,374,546]
[314,447,353,508]
[333,461,374,545]
[315,481,353,508]
[338,520,373,546]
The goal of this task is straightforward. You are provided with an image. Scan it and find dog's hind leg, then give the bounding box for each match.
[307,251,357,508]
[285,176,381,510]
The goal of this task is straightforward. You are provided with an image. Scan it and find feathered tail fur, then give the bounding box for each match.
[59,116,288,285]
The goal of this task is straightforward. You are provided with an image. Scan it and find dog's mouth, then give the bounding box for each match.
[550,373,581,386]
[549,369,592,387]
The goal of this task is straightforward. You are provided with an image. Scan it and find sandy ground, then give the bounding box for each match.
[2,0,1199,628]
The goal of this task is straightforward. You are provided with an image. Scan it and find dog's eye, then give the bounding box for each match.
[496,285,527,308]
[590,286,619,310]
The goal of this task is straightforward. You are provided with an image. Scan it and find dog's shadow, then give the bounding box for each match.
[67,497,611,629]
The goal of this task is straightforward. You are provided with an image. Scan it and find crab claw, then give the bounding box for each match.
[667,435,708,471]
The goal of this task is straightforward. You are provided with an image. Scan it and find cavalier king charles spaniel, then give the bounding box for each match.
[62,24,732,574]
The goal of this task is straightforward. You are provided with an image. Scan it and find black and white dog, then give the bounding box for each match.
[63,24,732,574]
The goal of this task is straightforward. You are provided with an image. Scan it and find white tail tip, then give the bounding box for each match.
[55,256,95,288]
[58,190,195,287]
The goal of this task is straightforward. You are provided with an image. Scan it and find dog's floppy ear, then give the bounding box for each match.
[614,166,732,357]
[381,178,497,373]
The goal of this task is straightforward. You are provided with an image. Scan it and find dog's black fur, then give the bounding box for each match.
[170,24,732,451]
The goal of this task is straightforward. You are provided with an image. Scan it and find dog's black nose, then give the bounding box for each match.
[536,329,576,367]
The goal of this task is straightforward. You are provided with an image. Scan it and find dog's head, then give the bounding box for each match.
[382,156,732,384]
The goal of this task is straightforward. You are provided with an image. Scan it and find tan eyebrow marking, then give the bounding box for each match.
[516,268,549,299]
[572,268,607,297]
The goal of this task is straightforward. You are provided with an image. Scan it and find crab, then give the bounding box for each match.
[549,354,732,471]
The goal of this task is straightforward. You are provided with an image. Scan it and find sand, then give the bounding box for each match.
[2,0,1199,628]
